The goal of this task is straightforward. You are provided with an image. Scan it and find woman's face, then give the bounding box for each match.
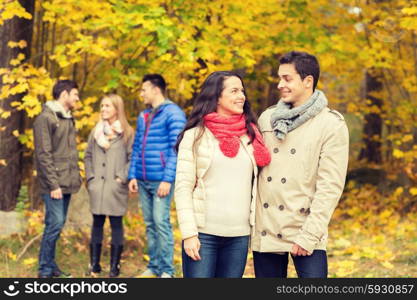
[216,76,246,116]
[100,98,117,123]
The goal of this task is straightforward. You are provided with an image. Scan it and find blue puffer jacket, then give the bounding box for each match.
[128,100,186,183]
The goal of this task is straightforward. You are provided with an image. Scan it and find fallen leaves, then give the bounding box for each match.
[328,184,417,277]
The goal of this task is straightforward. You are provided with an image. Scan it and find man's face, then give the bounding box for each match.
[140,81,157,105]
[277,63,313,107]
[64,88,80,111]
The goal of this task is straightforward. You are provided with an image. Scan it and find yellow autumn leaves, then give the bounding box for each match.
[0,0,32,25]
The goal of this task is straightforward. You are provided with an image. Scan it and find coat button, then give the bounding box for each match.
[261,231,266,236]
[101,176,104,180]
[290,148,296,154]
[273,148,279,153]
[263,203,269,208]
[281,178,286,184]
[278,205,284,211]
[277,233,282,239]
[102,163,106,167]
[300,208,305,213]
[267,176,272,182]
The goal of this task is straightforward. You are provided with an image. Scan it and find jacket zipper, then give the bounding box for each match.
[141,109,161,181]
[160,152,166,168]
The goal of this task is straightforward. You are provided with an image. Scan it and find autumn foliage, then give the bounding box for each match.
[0,0,417,277]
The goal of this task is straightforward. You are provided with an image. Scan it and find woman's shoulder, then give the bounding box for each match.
[179,126,211,151]
[183,126,205,138]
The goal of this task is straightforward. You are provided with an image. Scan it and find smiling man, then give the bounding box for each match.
[252,51,349,278]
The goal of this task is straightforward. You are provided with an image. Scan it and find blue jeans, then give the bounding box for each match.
[182,233,249,278]
[253,250,328,278]
[138,180,174,276]
[38,193,71,276]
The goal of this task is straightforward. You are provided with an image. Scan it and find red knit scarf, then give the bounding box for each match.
[203,112,271,167]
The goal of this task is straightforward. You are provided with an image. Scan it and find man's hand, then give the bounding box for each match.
[183,236,201,261]
[128,179,138,193]
[291,244,312,256]
[50,188,62,200]
[157,181,171,198]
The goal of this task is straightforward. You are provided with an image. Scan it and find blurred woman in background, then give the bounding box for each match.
[84,94,134,277]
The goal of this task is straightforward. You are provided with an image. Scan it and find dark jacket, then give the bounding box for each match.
[128,100,186,182]
[33,101,82,194]
[84,128,133,216]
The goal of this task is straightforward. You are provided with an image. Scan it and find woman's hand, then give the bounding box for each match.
[183,236,201,261]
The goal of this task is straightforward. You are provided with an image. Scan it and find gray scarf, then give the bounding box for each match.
[45,100,72,119]
[270,89,328,140]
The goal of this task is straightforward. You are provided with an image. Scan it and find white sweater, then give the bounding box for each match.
[198,138,253,237]
[174,127,259,240]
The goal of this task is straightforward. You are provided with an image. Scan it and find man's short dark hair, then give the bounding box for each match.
[52,80,78,100]
[143,74,166,93]
[279,51,320,91]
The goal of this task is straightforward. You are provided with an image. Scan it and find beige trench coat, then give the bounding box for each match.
[251,106,349,253]
[174,127,259,240]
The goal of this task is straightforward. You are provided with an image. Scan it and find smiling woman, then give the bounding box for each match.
[174,71,271,278]
[84,94,134,278]
[100,98,118,124]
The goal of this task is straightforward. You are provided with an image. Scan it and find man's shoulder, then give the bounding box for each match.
[34,107,55,125]
[258,104,277,128]
[162,102,184,114]
[314,108,347,137]
[260,104,277,117]
[160,103,186,123]
[327,108,345,121]
[318,107,346,125]
[262,103,278,112]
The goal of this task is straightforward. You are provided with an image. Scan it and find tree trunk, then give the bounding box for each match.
[0,0,35,211]
[358,70,383,163]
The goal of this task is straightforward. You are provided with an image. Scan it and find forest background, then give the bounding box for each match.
[0,0,417,277]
